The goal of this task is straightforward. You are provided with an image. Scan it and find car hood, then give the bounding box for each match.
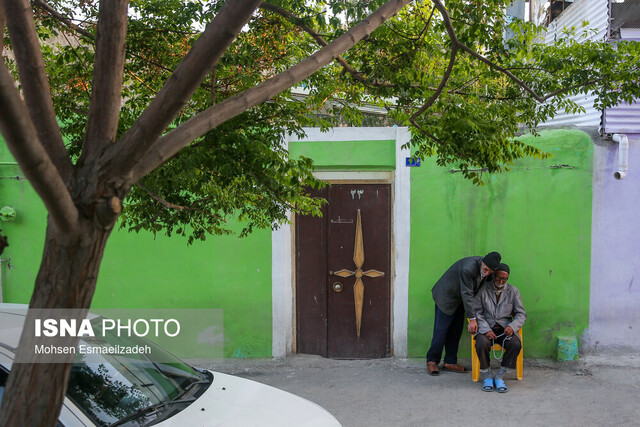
[158,371,341,427]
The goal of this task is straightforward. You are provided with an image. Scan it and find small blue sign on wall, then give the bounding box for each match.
[406,157,421,167]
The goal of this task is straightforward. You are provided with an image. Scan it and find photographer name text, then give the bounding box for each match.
[34,344,152,355]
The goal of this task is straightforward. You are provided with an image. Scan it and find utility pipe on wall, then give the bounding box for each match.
[613,133,629,180]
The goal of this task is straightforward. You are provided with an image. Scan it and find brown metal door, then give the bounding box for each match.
[295,186,329,356]
[296,184,391,359]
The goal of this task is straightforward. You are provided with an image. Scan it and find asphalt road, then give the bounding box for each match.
[197,354,640,427]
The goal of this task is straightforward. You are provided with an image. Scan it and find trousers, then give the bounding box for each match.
[474,328,522,369]
[426,303,465,365]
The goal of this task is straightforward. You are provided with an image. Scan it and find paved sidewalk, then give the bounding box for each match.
[197,354,640,427]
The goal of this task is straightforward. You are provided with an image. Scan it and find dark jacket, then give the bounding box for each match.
[431,256,488,318]
[474,282,526,335]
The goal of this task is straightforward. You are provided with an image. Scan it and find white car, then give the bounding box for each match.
[0,304,341,426]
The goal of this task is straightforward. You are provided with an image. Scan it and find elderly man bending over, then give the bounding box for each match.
[474,263,526,393]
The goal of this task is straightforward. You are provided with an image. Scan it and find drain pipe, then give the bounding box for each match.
[613,133,629,180]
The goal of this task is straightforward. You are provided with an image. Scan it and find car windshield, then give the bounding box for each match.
[66,318,207,427]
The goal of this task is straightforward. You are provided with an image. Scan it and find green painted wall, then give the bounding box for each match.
[408,129,593,358]
[2,129,593,360]
[289,139,395,169]
[0,140,272,359]
[93,226,272,358]
[0,145,49,303]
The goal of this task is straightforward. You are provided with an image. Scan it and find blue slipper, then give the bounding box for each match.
[495,378,508,393]
[482,378,494,392]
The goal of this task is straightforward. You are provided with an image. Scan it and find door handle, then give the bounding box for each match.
[332,282,344,293]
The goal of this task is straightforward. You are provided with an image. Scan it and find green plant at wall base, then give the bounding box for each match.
[1,0,640,424]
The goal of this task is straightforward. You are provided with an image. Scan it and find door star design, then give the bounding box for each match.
[333,209,385,337]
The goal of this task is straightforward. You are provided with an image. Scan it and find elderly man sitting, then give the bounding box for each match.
[473,263,526,393]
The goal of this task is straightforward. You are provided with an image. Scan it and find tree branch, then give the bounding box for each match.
[127,27,198,36]
[33,0,206,89]
[449,75,480,93]
[132,0,413,182]
[126,67,156,92]
[136,182,222,220]
[32,0,94,39]
[410,43,458,126]
[260,2,368,84]
[388,6,434,42]
[210,68,216,106]
[408,4,458,131]
[59,30,92,101]
[104,0,264,179]
[541,79,599,101]
[81,0,129,165]
[263,3,445,95]
[245,171,298,212]
[386,7,435,67]
[0,6,5,53]
[261,2,427,90]
[1,0,73,181]
[431,0,545,103]
[0,62,79,233]
[456,43,545,102]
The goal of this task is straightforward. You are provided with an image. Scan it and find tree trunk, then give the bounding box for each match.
[0,219,113,427]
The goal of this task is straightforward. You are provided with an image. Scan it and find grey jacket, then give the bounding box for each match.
[431,256,488,318]
[474,282,526,335]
